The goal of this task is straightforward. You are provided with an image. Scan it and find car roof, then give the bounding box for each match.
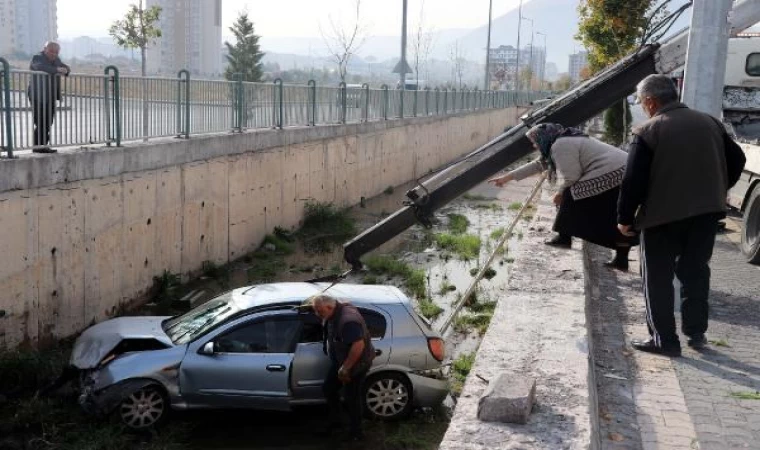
[230,282,409,310]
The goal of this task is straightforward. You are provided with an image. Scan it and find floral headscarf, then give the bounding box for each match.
[526,123,586,183]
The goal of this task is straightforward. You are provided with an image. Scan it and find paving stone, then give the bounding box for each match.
[477,373,536,424]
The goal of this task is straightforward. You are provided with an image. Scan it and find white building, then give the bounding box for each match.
[146,0,222,78]
[569,51,589,82]
[488,44,547,90]
[0,0,57,57]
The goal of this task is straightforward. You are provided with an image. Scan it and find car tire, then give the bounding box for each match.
[362,372,414,421]
[118,384,169,430]
[741,185,760,265]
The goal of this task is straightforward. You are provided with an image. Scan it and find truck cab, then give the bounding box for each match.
[722,35,760,263]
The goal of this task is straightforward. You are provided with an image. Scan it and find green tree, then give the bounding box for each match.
[109,0,162,77]
[576,0,667,145]
[109,0,162,140]
[224,12,264,82]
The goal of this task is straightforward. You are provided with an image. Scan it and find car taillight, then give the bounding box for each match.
[427,337,445,362]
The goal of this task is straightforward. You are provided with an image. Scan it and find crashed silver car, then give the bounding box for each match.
[71,282,448,429]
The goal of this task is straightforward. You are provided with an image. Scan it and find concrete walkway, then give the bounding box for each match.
[586,217,760,450]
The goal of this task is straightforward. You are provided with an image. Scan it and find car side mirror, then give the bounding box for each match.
[199,341,215,356]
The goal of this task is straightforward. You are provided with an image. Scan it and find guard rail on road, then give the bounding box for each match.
[0,58,552,158]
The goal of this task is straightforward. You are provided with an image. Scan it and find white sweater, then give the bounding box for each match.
[507,136,628,199]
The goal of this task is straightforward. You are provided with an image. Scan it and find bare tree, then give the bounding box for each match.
[410,0,436,85]
[448,41,466,89]
[320,0,367,82]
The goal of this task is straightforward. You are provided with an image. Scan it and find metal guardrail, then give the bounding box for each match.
[0,62,552,157]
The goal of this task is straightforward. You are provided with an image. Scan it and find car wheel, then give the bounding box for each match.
[742,186,760,265]
[119,385,168,430]
[363,372,413,421]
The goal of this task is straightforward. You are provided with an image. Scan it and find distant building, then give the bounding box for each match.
[569,51,589,82]
[0,0,58,56]
[146,0,222,78]
[488,44,546,90]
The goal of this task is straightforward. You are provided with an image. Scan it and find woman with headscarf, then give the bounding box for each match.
[488,123,637,270]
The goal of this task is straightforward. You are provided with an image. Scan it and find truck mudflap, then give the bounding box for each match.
[344,44,661,268]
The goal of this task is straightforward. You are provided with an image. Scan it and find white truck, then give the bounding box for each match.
[722,35,760,263]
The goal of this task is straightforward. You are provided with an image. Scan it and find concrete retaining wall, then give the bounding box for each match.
[0,108,521,348]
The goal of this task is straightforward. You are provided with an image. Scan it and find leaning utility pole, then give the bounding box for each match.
[484,0,493,90]
[681,0,733,118]
[400,0,409,89]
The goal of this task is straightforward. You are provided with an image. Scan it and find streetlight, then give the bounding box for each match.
[521,15,534,92]
[485,0,493,90]
[515,0,523,92]
[536,31,547,91]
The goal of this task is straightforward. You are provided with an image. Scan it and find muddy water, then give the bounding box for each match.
[173,172,540,450]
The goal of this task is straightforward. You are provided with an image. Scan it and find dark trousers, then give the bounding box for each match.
[640,213,722,347]
[323,363,367,435]
[31,98,56,147]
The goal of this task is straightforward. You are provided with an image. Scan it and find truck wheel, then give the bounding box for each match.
[742,186,760,265]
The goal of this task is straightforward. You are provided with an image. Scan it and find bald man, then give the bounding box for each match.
[27,41,70,153]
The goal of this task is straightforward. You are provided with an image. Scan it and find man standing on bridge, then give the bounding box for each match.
[617,74,745,357]
[27,41,70,153]
[312,294,375,442]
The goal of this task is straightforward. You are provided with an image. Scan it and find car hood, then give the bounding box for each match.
[70,316,173,369]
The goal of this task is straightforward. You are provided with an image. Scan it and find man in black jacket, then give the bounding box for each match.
[618,74,746,356]
[27,41,70,153]
[312,294,375,442]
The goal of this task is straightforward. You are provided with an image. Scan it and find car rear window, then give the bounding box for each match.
[359,309,387,339]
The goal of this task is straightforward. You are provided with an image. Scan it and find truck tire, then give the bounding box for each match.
[741,185,760,265]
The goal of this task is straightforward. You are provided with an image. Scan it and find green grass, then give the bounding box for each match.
[730,391,760,400]
[418,298,444,320]
[462,193,495,201]
[384,185,395,195]
[434,233,481,260]
[363,255,427,298]
[152,270,181,306]
[508,201,523,211]
[490,227,506,240]
[438,281,457,295]
[453,312,494,336]
[261,233,295,254]
[381,407,450,449]
[467,300,497,314]
[297,201,357,254]
[503,257,515,264]
[447,213,470,235]
[362,274,378,284]
[450,352,476,396]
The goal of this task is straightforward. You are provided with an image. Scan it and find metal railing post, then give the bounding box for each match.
[452,88,456,112]
[434,88,440,116]
[339,81,347,124]
[443,88,448,114]
[0,58,13,158]
[177,69,190,138]
[425,87,430,116]
[381,84,389,120]
[362,83,369,122]
[104,65,121,147]
[399,88,404,119]
[413,88,418,117]
[233,73,243,132]
[274,78,284,129]
[307,79,316,126]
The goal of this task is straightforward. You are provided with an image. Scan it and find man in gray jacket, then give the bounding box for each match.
[27,41,70,153]
[618,74,745,356]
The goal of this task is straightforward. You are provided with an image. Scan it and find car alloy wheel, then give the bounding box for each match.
[364,373,413,420]
[119,386,167,429]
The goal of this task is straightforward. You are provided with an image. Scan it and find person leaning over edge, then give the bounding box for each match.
[312,294,375,442]
[489,123,639,270]
[27,41,70,153]
[617,74,746,357]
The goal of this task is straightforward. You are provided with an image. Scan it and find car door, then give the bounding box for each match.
[290,307,391,401]
[180,312,301,411]
[290,312,332,400]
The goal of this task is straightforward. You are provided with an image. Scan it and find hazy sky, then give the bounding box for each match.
[57,0,526,39]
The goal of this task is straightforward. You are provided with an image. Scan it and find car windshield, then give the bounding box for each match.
[162,293,241,344]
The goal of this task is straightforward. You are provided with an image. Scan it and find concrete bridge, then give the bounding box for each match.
[0,104,527,348]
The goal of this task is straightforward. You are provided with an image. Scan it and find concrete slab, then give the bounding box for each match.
[478,373,537,424]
